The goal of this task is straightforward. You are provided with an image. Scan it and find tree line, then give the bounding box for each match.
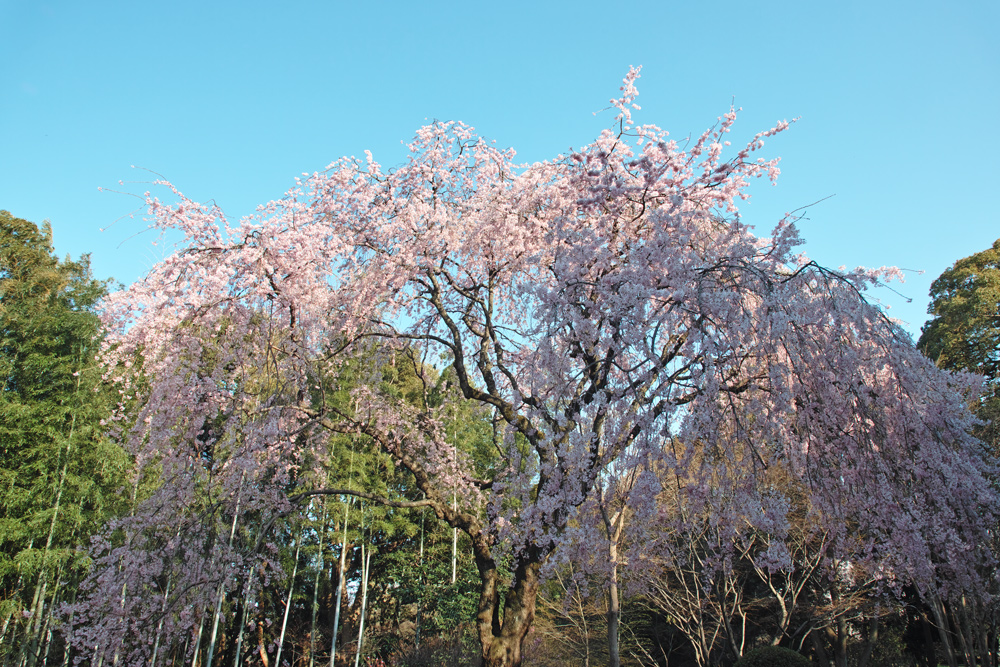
[2,72,999,667]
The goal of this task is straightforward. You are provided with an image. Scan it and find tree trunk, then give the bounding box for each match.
[274,532,301,667]
[330,500,351,667]
[226,568,255,667]
[352,547,372,667]
[809,630,831,667]
[606,563,620,667]
[150,575,173,667]
[191,613,206,667]
[598,497,623,667]
[476,555,542,667]
[0,539,32,653]
[309,500,326,667]
[919,610,936,667]
[451,492,458,585]
[256,622,269,667]
[205,477,245,667]
[949,598,975,667]
[824,618,848,667]
[929,593,960,667]
[855,615,878,667]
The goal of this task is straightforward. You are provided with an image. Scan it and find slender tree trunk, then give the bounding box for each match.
[949,596,976,667]
[598,493,623,667]
[973,596,994,667]
[60,582,79,667]
[605,557,620,667]
[150,575,173,667]
[274,532,301,667]
[21,429,73,667]
[0,539,32,653]
[929,593,960,667]
[330,500,351,667]
[205,477,245,667]
[570,575,590,667]
[229,568,256,667]
[111,480,142,667]
[190,613,206,667]
[20,579,47,667]
[309,501,326,667]
[37,622,53,667]
[451,492,457,585]
[352,547,372,667]
[27,562,63,667]
[415,505,425,650]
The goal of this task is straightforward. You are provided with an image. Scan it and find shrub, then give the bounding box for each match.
[734,645,810,667]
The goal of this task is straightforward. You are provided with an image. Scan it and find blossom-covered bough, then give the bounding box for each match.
[72,69,998,667]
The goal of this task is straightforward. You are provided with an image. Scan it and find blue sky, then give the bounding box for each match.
[2,0,997,338]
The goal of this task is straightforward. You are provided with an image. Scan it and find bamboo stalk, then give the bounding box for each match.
[274,531,301,667]
[352,546,372,667]
[309,500,327,667]
[231,567,256,667]
[204,476,246,667]
[329,499,351,667]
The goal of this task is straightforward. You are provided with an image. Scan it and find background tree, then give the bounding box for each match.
[0,211,130,666]
[918,238,1000,450]
[917,238,1000,667]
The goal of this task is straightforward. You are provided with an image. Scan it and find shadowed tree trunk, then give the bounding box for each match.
[475,554,542,667]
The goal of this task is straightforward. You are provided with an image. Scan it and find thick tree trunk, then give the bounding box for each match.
[809,630,831,667]
[823,618,848,667]
[475,555,542,667]
[855,615,878,667]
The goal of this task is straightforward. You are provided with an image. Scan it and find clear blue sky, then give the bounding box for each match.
[2,0,997,338]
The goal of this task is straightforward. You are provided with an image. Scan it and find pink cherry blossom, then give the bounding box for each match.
[70,69,998,667]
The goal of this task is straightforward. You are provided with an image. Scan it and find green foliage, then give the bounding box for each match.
[0,210,130,660]
[918,238,1000,449]
[733,645,811,667]
[244,347,498,667]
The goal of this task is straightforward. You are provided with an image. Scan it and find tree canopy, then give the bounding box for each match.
[73,70,1000,667]
[919,238,1000,450]
[0,210,129,667]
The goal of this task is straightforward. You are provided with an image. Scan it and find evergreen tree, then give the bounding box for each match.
[0,210,130,665]
[918,239,1000,451]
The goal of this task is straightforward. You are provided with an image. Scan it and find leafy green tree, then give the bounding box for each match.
[0,210,130,665]
[917,240,1000,667]
[918,239,1000,450]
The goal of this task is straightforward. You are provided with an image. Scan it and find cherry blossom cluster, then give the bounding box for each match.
[73,69,998,665]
